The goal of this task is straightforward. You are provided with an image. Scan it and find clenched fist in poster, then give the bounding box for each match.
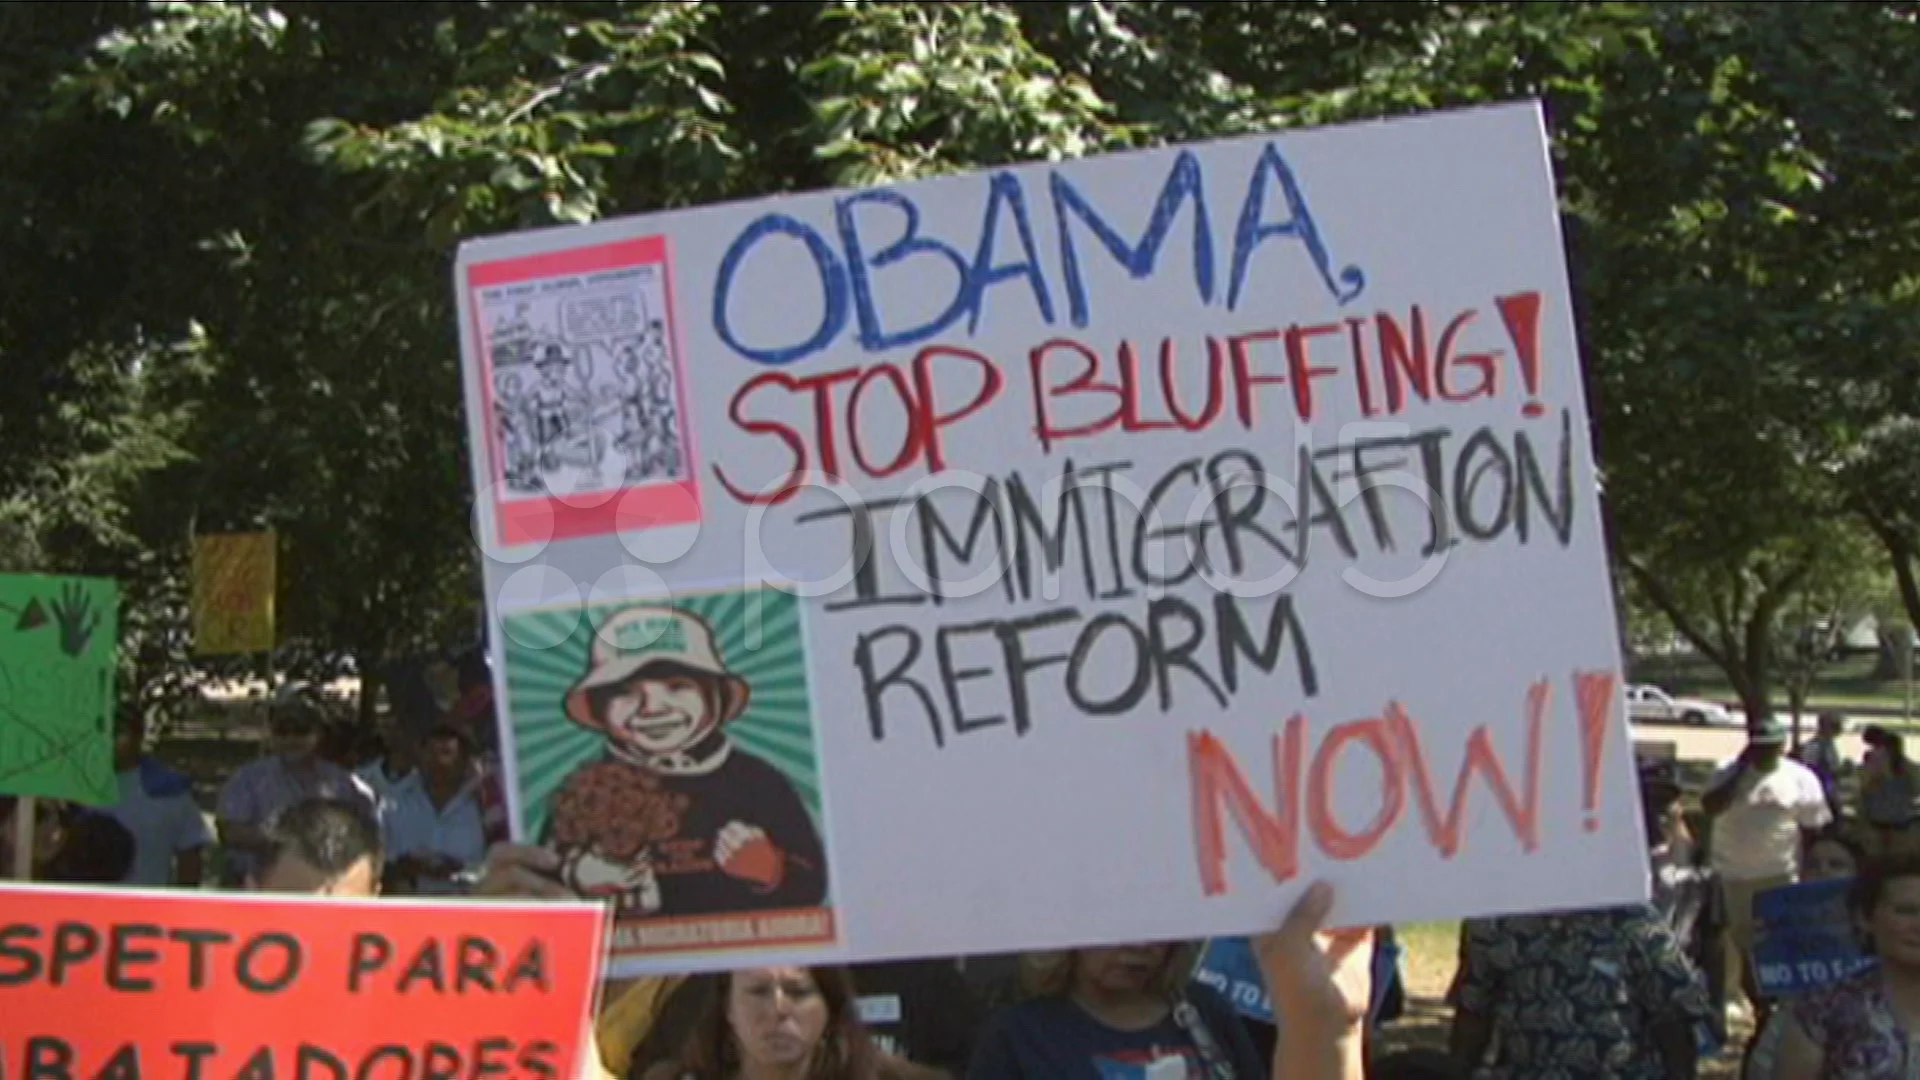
[714,822,784,890]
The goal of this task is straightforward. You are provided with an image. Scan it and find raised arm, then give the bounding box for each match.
[1254,882,1370,1080]
[1700,756,1751,818]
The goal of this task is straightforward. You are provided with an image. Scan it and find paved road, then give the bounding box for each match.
[1633,721,1872,767]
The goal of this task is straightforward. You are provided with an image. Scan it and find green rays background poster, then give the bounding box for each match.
[502,583,822,841]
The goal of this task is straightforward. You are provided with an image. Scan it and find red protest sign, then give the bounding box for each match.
[0,884,608,1080]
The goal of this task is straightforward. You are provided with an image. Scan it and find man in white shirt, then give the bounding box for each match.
[217,688,380,885]
[356,710,421,806]
[1701,717,1830,1023]
[105,706,213,887]
[383,724,487,895]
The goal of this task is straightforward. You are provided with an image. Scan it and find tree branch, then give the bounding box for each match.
[1866,516,1920,633]
[1624,557,1733,673]
[500,62,615,126]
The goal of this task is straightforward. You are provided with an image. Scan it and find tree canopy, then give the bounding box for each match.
[5,0,1918,723]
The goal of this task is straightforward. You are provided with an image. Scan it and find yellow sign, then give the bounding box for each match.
[192,531,277,655]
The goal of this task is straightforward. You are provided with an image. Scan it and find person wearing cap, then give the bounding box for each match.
[532,342,588,475]
[382,723,488,896]
[542,604,828,918]
[1700,716,1831,1030]
[216,685,380,887]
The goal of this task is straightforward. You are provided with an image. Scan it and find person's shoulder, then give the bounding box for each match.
[317,767,384,815]
[724,746,805,788]
[1464,914,1515,943]
[1779,757,1828,791]
[135,757,196,799]
[221,756,272,788]
[1779,756,1821,779]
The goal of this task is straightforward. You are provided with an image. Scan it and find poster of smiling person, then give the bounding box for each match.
[502,585,836,965]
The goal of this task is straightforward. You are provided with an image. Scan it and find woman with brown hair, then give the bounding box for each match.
[478,843,1373,1080]
[1775,855,1920,1079]
[637,965,941,1080]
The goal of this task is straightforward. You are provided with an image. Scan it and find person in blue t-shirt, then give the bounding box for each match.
[966,939,1266,1079]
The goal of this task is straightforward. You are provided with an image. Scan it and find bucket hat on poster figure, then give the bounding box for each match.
[542,605,828,919]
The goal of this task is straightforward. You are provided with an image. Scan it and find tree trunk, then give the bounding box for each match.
[1729,650,1773,729]
[1624,556,1795,728]
[1871,522,1920,634]
[1874,629,1906,680]
[1733,682,1771,731]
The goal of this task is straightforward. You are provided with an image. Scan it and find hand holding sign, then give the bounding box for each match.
[462,101,1647,974]
[475,843,577,901]
[1256,883,1374,1040]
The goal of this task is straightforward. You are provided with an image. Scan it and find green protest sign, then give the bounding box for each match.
[0,574,117,804]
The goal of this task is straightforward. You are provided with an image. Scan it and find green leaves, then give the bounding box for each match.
[801,2,1127,185]
[304,2,738,241]
[4,0,1919,716]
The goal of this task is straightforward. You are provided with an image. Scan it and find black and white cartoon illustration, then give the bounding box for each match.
[612,320,684,485]
[529,343,606,484]
[494,370,538,490]
[478,269,690,501]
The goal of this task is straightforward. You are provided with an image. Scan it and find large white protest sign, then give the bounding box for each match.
[454,100,1647,977]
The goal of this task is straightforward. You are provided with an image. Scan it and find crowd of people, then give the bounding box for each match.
[1441,711,1920,1080]
[9,682,1920,1079]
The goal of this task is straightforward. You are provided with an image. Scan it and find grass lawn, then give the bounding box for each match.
[1375,921,1457,1062]
[1632,651,1919,717]
[1396,920,1460,998]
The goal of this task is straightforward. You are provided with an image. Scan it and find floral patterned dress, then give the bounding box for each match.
[1453,904,1713,1080]
[1792,972,1920,1079]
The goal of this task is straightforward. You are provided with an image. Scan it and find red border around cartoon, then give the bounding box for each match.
[467,236,705,548]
